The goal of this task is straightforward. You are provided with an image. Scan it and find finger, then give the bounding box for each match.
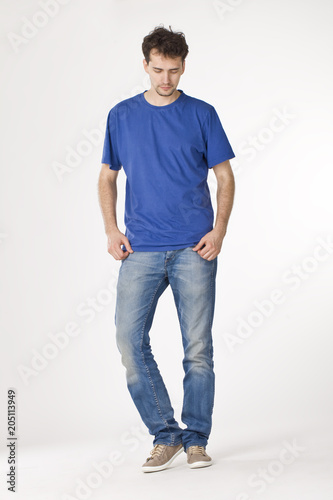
[109,245,128,261]
[202,252,215,260]
[199,246,214,259]
[124,240,134,253]
[198,244,210,255]
[206,253,217,261]
[119,251,130,260]
[111,250,123,260]
[192,240,204,251]
[118,246,130,260]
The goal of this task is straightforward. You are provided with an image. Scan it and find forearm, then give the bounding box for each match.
[98,175,118,235]
[214,174,235,234]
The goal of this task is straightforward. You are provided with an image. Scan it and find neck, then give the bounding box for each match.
[144,88,180,107]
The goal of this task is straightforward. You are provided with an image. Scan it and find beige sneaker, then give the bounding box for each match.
[187,445,212,468]
[141,443,184,473]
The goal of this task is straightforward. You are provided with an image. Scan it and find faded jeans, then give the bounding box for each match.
[114,245,218,453]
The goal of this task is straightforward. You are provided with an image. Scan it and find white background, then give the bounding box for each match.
[1,0,332,499]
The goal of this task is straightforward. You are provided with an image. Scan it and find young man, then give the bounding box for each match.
[98,25,235,473]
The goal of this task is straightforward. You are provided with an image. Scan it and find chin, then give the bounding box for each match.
[159,87,174,94]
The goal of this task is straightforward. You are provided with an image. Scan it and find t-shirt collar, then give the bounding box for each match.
[140,89,185,109]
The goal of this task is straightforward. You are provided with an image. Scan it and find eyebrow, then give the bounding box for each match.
[152,66,180,70]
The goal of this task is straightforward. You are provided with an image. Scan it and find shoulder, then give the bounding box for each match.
[183,93,216,113]
[182,93,221,133]
[107,93,142,119]
[182,92,218,124]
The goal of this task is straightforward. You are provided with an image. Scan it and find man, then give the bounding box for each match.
[98,25,235,473]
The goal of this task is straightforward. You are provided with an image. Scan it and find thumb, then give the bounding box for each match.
[192,238,205,251]
[123,237,134,253]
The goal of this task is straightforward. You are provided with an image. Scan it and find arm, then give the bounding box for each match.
[192,159,235,260]
[97,163,133,260]
[212,159,235,235]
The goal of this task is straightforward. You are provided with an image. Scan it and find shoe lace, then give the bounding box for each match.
[188,445,206,455]
[147,444,165,461]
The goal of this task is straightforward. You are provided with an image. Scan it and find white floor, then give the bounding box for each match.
[2,426,333,500]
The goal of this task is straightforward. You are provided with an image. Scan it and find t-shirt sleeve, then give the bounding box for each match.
[204,106,235,168]
[101,108,122,170]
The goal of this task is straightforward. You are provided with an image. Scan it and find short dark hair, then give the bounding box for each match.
[142,24,189,65]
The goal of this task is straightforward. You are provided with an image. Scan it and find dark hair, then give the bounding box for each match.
[142,24,189,65]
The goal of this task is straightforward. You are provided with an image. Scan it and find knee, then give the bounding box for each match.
[115,327,130,356]
[115,330,140,384]
[184,338,213,370]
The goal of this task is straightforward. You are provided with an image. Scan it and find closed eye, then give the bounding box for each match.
[153,69,180,73]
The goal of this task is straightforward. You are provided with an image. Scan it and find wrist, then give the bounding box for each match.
[106,227,119,237]
[213,224,227,235]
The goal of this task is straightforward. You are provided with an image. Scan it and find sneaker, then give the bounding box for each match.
[186,445,212,468]
[141,443,184,473]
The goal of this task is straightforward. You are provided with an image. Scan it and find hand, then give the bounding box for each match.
[107,229,133,261]
[192,228,226,260]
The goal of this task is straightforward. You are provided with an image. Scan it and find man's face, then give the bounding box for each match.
[143,49,185,97]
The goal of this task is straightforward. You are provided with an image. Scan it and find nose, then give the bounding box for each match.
[162,72,171,84]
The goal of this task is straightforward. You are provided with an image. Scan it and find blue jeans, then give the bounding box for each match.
[114,245,218,453]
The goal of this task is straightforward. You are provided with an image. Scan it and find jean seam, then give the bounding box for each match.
[209,259,217,415]
[139,275,174,443]
[185,442,207,452]
[154,440,183,447]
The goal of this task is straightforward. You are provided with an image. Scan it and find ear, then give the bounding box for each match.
[181,60,186,75]
[143,58,149,73]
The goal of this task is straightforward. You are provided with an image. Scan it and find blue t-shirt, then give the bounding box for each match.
[101,89,235,251]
